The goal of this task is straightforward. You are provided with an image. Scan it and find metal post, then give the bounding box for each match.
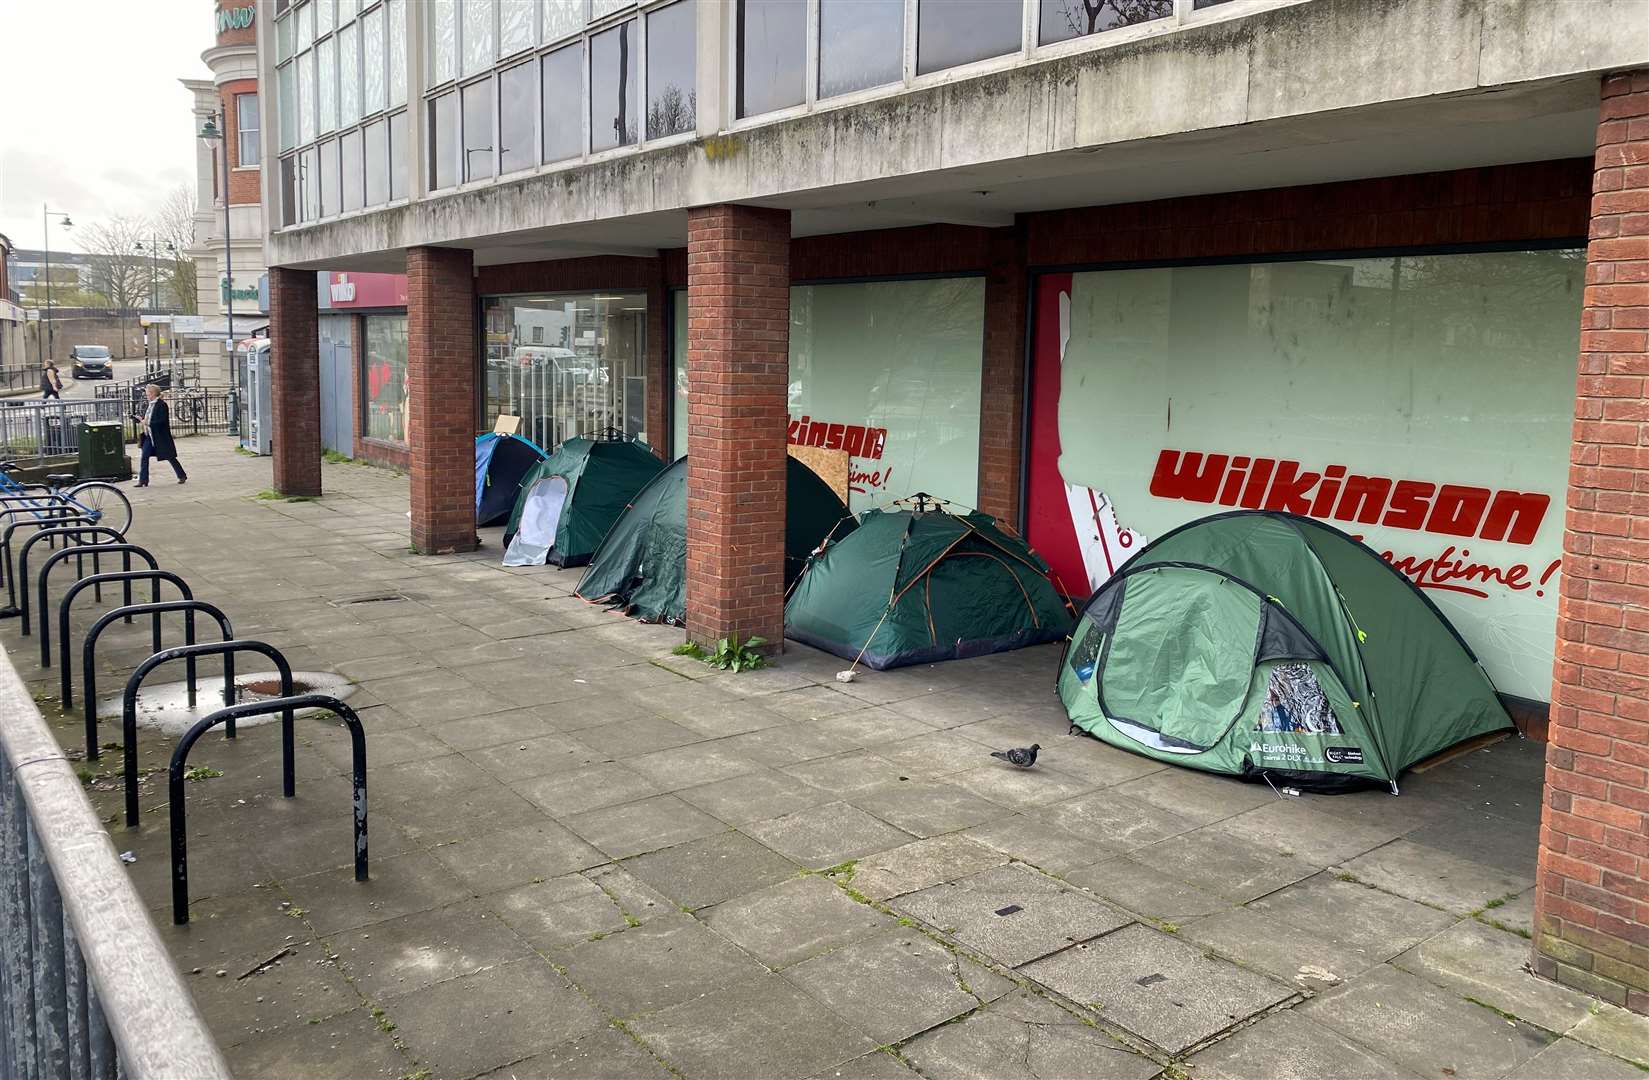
[27,818,68,1079]
[0,762,36,1080]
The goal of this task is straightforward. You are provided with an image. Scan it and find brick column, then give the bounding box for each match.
[269,266,321,497]
[978,226,1027,529]
[1536,70,1649,1014]
[684,205,790,648]
[406,246,477,554]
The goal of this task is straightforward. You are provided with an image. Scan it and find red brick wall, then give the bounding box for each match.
[407,246,477,554]
[684,205,790,648]
[979,227,1027,528]
[269,266,321,497]
[1535,72,1649,1015]
[215,0,257,48]
[221,78,261,206]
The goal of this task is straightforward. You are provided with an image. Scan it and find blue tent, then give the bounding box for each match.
[475,433,548,526]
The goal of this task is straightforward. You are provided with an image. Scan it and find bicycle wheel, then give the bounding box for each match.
[65,482,134,536]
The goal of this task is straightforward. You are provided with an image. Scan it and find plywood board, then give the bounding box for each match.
[789,445,850,505]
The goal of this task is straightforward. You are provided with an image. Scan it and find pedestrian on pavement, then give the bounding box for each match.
[40,361,62,400]
[137,384,187,487]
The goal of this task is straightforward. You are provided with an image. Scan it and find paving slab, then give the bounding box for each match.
[1112,767,1277,825]
[462,733,604,782]
[383,782,549,847]
[784,927,1015,1044]
[428,820,607,894]
[559,911,767,1017]
[1021,923,1294,1054]
[675,769,833,824]
[782,750,918,798]
[941,762,1097,812]
[1400,810,1540,881]
[1182,906,1376,990]
[760,685,868,722]
[476,1027,674,1080]
[484,873,632,951]
[1135,827,1317,904]
[743,800,917,868]
[1302,965,1552,1080]
[1184,1007,1423,1079]
[1245,873,1456,967]
[1392,918,1597,1035]
[1337,838,1534,915]
[389,958,607,1079]
[182,940,358,1046]
[284,850,472,936]
[1037,789,1198,853]
[563,794,728,859]
[223,1005,410,1080]
[900,988,1160,1080]
[851,834,1009,902]
[702,874,893,969]
[870,732,998,780]
[630,974,878,1080]
[1570,1003,1649,1067]
[511,761,662,818]
[1509,1036,1649,1079]
[622,830,800,910]
[1065,857,1232,924]
[895,863,1131,967]
[623,742,763,790]
[325,896,534,1000]
[804,1050,918,1080]
[1207,799,1407,868]
[1477,888,1535,939]
[852,780,1009,838]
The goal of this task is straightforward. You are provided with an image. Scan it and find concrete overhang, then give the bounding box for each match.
[266,0,1647,273]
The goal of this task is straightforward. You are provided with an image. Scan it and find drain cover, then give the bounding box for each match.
[330,593,410,607]
[96,670,357,735]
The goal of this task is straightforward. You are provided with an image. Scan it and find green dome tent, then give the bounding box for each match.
[1058,510,1514,793]
[574,456,853,624]
[502,435,665,568]
[785,503,1074,670]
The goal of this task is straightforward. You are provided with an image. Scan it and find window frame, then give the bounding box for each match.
[235,92,263,167]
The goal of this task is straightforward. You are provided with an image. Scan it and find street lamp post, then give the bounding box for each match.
[199,111,233,350]
[41,206,73,365]
[135,238,176,312]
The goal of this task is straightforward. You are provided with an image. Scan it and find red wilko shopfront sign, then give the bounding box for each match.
[1148,449,1550,546]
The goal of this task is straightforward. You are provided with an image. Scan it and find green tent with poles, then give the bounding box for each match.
[1058,510,1514,793]
[784,499,1074,670]
[574,455,853,624]
[502,434,665,568]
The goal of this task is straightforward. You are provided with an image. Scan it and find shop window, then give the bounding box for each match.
[236,93,262,166]
[1039,0,1172,45]
[339,22,360,125]
[463,0,496,77]
[278,64,297,151]
[390,110,409,198]
[430,0,457,85]
[499,60,536,174]
[481,292,649,448]
[646,1,696,138]
[429,90,460,189]
[819,0,903,98]
[387,0,407,106]
[915,0,1020,75]
[462,77,496,180]
[363,315,409,444]
[363,3,386,111]
[364,118,389,204]
[340,128,364,211]
[737,0,805,118]
[541,42,583,163]
[591,20,638,151]
[500,0,535,57]
[317,35,338,134]
[319,138,341,217]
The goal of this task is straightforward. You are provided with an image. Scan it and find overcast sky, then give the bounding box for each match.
[0,0,211,254]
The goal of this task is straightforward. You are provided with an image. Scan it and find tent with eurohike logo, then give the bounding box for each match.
[1058,510,1513,793]
[502,434,665,568]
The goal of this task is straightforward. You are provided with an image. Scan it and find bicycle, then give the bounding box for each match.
[0,461,134,537]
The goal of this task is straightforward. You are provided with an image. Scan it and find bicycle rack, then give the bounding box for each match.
[10,527,135,630]
[169,694,367,925]
[72,591,228,746]
[121,640,293,828]
[32,540,156,642]
[0,509,94,592]
[48,565,188,673]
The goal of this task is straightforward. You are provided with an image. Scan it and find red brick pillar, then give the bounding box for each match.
[1536,70,1649,1014]
[269,266,321,497]
[406,246,477,555]
[684,205,790,648]
[978,226,1027,529]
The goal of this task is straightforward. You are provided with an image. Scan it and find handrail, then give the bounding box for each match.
[0,640,229,1077]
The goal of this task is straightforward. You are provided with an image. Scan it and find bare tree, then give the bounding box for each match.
[152,184,200,312]
[647,85,696,140]
[1054,0,1172,36]
[78,216,150,356]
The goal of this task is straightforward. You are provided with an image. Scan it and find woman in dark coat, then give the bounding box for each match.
[137,385,187,486]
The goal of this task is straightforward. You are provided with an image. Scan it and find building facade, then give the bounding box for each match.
[255,0,1649,1010]
[184,1,271,383]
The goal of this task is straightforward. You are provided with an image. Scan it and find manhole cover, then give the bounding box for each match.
[95,670,357,735]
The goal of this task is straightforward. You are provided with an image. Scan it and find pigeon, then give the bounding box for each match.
[990,744,1040,768]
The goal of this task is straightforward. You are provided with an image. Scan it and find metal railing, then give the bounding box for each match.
[0,645,230,1079]
[0,401,126,465]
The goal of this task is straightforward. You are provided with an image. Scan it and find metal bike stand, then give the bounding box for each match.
[169,694,368,925]
[33,542,157,647]
[0,511,94,595]
[120,641,294,828]
[62,571,198,708]
[76,599,234,762]
[11,528,135,631]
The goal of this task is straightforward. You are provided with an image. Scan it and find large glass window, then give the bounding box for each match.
[543,0,581,42]
[363,4,386,110]
[339,22,360,124]
[646,1,695,138]
[298,49,317,144]
[279,155,298,226]
[319,137,340,216]
[463,0,496,76]
[916,0,1021,74]
[482,292,649,447]
[1039,0,1172,44]
[430,0,457,85]
[236,93,262,166]
[299,144,321,220]
[591,20,638,151]
[316,0,336,36]
[462,77,495,180]
[429,90,460,189]
[340,128,364,211]
[542,43,583,162]
[738,0,805,118]
[278,64,297,151]
[299,0,315,48]
[317,35,339,134]
[277,12,297,62]
[819,0,903,98]
[500,0,535,57]
[363,315,409,444]
[387,0,407,106]
[499,61,536,174]
[364,117,389,204]
[390,110,410,198]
